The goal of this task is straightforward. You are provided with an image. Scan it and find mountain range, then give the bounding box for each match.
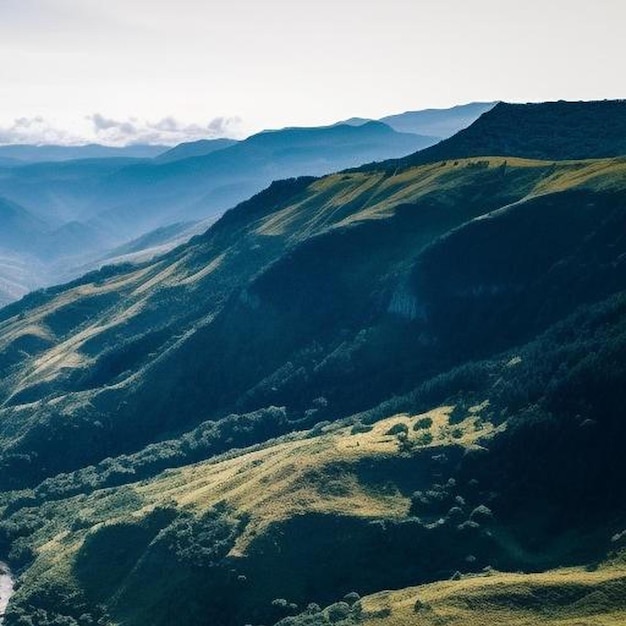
[0,99,624,626]
[380,101,496,137]
[0,103,492,307]
[0,143,168,164]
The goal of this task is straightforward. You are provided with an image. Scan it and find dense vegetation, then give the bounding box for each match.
[0,100,624,625]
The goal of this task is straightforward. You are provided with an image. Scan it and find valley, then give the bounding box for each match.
[0,104,493,309]
[0,100,624,625]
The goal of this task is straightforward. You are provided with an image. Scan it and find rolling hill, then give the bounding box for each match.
[3,155,625,483]
[0,100,624,625]
[0,102,506,308]
[0,121,435,307]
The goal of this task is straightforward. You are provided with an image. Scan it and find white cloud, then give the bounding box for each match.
[87,113,244,145]
[0,114,244,147]
[0,117,85,145]
[0,0,622,137]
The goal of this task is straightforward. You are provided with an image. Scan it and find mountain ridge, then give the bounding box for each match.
[0,100,624,626]
[392,99,626,167]
[0,143,169,163]
[380,101,497,138]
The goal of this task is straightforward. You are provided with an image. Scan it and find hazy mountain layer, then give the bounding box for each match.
[154,138,239,163]
[0,102,516,307]
[0,144,168,164]
[380,101,496,139]
[0,121,434,306]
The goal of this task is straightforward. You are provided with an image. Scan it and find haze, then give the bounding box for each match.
[0,0,624,144]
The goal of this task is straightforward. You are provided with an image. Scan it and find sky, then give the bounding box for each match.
[0,0,624,145]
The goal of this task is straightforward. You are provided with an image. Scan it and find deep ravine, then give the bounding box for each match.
[0,561,14,624]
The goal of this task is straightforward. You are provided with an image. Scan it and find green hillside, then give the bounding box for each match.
[0,120,437,310]
[2,157,624,486]
[0,102,625,625]
[387,100,626,168]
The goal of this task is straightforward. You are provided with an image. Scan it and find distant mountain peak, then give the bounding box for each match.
[0,143,169,163]
[154,137,239,164]
[380,101,497,139]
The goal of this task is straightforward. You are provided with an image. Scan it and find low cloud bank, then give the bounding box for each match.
[0,114,244,146]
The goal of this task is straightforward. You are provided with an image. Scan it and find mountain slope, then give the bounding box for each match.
[389,100,626,168]
[380,101,496,139]
[0,156,624,486]
[0,102,624,625]
[154,138,238,163]
[3,290,626,625]
[0,122,436,306]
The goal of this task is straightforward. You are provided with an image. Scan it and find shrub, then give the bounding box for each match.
[413,417,433,430]
[343,591,360,605]
[446,506,464,521]
[415,432,434,446]
[470,504,493,521]
[325,602,351,623]
[385,423,408,436]
[157,504,244,568]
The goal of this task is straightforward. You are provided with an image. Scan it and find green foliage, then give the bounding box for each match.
[275,596,363,625]
[157,504,244,568]
[414,432,433,446]
[384,423,408,436]
[31,407,288,502]
[4,576,106,626]
[413,417,432,430]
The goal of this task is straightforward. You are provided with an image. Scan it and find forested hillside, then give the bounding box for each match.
[0,100,624,625]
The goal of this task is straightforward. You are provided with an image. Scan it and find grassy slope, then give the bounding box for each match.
[0,405,498,625]
[0,157,624,487]
[4,385,625,624]
[0,154,625,624]
[358,566,626,626]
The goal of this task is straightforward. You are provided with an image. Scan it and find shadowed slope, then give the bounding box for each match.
[381,100,626,169]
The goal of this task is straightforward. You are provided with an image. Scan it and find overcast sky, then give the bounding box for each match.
[0,0,624,145]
